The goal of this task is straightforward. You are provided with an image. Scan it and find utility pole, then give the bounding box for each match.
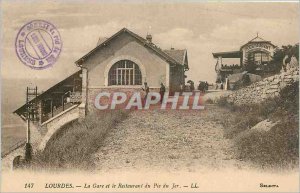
[25,86,38,162]
[25,87,32,162]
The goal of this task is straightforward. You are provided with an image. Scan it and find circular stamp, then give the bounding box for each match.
[15,20,62,70]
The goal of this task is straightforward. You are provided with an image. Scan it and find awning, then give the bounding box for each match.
[212,51,242,58]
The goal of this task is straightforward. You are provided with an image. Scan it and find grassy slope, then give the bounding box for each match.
[30,110,128,170]
[217,81,299,170]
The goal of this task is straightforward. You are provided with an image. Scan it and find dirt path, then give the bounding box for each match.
[93,102,249,173]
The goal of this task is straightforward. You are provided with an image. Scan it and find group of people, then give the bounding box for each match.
[188,81,209,92]
[197,81,209,92]
[141,80,209,103]
[142,82,165,104]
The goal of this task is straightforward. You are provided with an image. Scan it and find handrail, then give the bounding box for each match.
[44,102,73,120]
[41,104,79,126]
[1,140,26,158]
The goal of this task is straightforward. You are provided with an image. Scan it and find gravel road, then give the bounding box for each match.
[93,104,249,173]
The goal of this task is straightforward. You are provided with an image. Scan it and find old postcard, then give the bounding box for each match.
[1,0,299,192]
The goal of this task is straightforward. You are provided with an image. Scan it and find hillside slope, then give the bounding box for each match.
[92,106,250,172]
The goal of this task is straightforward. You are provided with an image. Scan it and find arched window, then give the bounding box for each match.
[108,60,142,85]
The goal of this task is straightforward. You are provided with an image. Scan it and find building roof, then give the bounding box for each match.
[248,36,268,42]
[212,51,242,58]
[13,70,82,116]
[75,28,186,67]
[163,49,187,65]
[240,35,276,49]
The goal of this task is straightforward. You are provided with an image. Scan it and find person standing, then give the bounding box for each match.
[142,82,150,105]
[180,83,184,95]
[205,81,209,91]
[190,82,195,92]
[198,81,205,93]
[159,83,166,103]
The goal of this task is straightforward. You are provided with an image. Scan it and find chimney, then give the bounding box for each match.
[146,34,152,43]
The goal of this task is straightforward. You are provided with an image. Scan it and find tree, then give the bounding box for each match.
[268,44,299,73]
[243,53,256,73]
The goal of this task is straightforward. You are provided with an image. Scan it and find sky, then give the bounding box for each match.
[1,1,299,84]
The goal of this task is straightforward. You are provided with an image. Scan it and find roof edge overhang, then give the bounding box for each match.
[182,49,187,65]
[13,70,82,115]
[75,28,182,67]
[240,41,276,50]
[212,51,242,58]
[183,49,189,70]
[75,28,127,66]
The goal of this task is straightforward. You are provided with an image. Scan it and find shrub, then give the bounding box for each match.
[205,98,214,104]
[224,112,264,139]
[219,81,299,169]
[257,98,281,118]
[216,96,228,106]
[220,103,264,138]
[279,81,299,114]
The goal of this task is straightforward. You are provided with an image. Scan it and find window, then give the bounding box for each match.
[254,52,270,65]
[261,53,269,62]
[108,60,142,85]
[254,52,262,65]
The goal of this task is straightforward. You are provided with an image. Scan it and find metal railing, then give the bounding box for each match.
[44,102,74,120]
[42,91,82,123]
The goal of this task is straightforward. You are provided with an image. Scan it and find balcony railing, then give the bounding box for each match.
[220,64,241,69]
[42,92,82,123]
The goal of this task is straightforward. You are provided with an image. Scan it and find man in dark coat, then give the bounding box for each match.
[198,81,205,93]
[159,83,166,103]
[205,81,209,91]
[142,82,150,106]
[190,82,195,92]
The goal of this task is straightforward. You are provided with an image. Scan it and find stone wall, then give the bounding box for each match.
[1,146,25,171]
[227,65,299,105]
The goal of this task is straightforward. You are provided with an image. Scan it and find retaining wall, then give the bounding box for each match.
[227,65,299,105]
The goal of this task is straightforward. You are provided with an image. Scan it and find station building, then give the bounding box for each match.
[14,28,189,123]
[212,35,276,83]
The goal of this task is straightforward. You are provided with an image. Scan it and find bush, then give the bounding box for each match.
[30,110,128,170]
[216,97,235,111]
[266,44,299,75]
[279,81,299,114]
[205,98,214,104]
[219,103,265,138]
[218,81,299,169]
[224,112,264,139]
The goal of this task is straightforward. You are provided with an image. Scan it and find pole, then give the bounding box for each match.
[27,119,30,143]
[35,86,37,121]
[25,87,32,162]
[26,87,30,143]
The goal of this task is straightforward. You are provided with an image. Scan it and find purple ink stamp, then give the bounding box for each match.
[15,20,62,70]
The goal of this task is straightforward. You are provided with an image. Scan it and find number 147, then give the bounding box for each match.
[24,183,34,188]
